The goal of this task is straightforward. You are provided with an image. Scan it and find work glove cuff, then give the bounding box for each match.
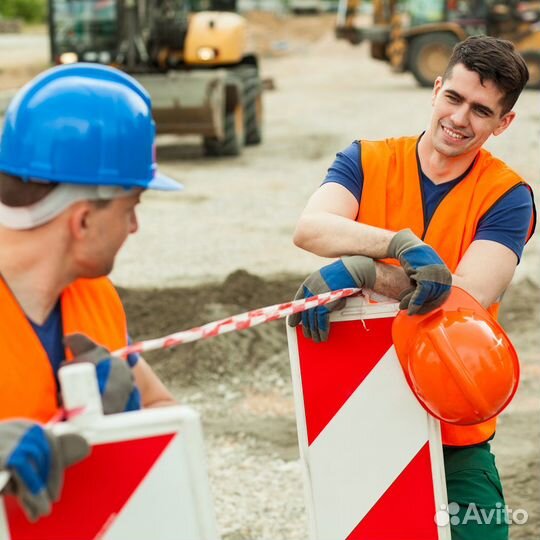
[341,255,377,290]
[387,228,423,259]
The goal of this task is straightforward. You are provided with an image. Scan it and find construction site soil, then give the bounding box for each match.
[1,12,539,540]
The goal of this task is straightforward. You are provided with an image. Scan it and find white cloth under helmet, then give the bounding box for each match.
[0,184,137,230]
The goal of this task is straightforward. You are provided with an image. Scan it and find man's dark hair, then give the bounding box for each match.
[0,172,111,209]
[0,172,58,207]
[443,35,529,115]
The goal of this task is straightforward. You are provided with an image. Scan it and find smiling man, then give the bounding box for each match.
[289,36,535,540]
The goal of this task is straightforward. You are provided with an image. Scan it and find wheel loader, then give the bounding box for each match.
[48,0,263,156]
[336,0,540,89]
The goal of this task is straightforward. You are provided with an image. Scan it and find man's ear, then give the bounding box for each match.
[493,111,516,136]
[432,76,443,105]
[68,201,93,240]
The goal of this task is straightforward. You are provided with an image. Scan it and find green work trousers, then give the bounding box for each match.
[444,443,508,540]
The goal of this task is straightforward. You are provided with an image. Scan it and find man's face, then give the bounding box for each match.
[79,190,142,278]
[429,63,515,158]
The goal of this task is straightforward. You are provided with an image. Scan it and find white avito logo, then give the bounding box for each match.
[434,503,529,527]
[434,502,460,527]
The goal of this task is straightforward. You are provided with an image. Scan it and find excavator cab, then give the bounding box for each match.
[49,0,120,64]
[402,0,489,30]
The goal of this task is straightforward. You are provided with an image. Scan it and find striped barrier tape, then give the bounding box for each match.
[113,287,361,357]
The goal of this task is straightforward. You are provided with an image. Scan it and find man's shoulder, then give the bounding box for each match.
[477,148,525,182]
[359,135,418,147]
[66,277,117,294]
[63,277,123,311]
[360,135,420,166]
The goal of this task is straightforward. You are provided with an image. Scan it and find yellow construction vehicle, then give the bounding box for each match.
[336,0,540,88]
[48,0,263,156]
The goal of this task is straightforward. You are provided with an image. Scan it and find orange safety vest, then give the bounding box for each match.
[0,276,128,423]
[358,136,536,447]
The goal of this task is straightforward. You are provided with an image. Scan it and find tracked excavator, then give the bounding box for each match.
[48,0,263,156]
[336,0,540,88]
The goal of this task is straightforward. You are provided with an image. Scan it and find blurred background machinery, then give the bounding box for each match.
[48,0,263,156]
[336,0,540,88]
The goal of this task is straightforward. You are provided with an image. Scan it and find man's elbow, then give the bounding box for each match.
[293,217,313,250]
[451,275,501,309]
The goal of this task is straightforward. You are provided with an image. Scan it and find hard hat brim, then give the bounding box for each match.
[147,171,184,191]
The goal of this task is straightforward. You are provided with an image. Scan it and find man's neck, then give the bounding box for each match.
[0,230,74,325]
[418,131,477,184]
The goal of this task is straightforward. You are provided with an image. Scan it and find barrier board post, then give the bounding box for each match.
[287,295,450,540]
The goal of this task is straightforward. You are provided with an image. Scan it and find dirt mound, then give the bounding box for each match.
[118,270,301,386]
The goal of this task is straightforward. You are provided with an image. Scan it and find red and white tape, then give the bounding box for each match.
[113,288,361,357]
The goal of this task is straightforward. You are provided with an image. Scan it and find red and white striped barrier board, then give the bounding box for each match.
[0,406,219,540]
[287,295,450,540]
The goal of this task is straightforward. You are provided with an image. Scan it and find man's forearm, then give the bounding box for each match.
[294,214,442,302]
[372,261,502,311]
[371,261,412,301]
[293,212,396,259]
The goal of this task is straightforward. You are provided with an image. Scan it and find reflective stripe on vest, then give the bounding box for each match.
[0,277,128,423]
[358,136,535,447]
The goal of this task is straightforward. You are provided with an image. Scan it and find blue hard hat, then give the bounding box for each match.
[0,63,182,191]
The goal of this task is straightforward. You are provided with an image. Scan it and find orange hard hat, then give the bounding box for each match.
[392,287,519,426]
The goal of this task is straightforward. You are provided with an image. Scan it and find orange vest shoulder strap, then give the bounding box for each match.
[62,277,128,360]
[359,137,425,238]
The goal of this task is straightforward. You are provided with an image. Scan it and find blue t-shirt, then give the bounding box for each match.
[29,301,65,376]
[29,302,139,380]
[323,141,534,261]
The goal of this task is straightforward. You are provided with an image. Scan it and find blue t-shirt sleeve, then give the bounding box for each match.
[475,185,534,262]
[322,141,363,202]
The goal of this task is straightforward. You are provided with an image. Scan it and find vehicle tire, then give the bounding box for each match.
[522,51,540,89]
[203,104,244,157]
[243,74,263,145]
[408,33,459,87]
[370,41,387,61]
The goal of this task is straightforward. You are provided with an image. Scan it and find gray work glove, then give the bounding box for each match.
[0,420,89,521]
[63,334,141,414]
[288,255,376,342]
[388,229,452,315]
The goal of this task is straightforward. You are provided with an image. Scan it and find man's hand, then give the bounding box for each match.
[63,334,141,414]
[388,229,452,315]
[288,256,376,342]
[0,421,89,521]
